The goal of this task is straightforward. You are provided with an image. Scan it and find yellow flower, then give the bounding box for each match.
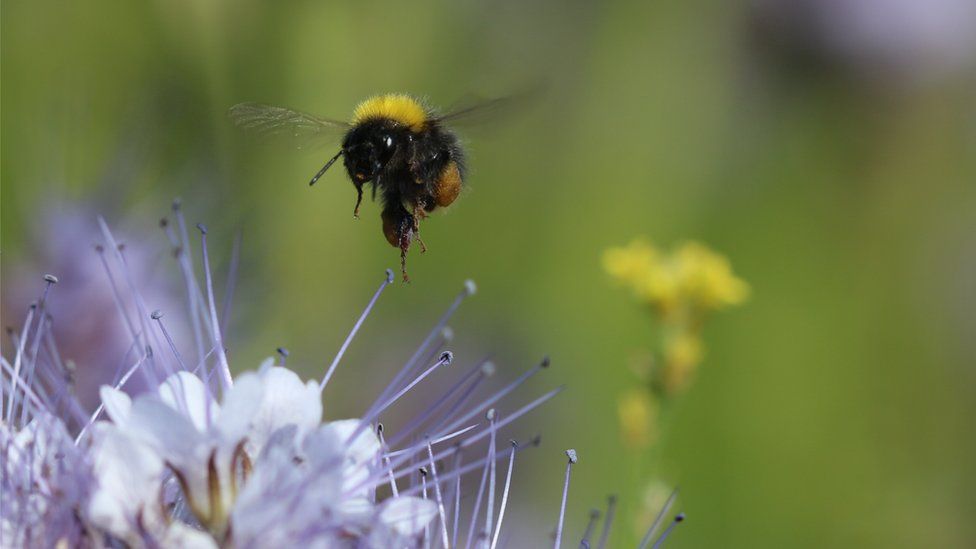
[604,238,749,315]
[660,331,704,394]
[602,239,680,312]
[603,239,659,288]
[674,241,750,311]
[605,238,748,396]
[636,257,682,314]
[617,388,658,449]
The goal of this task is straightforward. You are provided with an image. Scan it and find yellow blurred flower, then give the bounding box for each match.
[606,237,748,445]
[603,238,749,315]
[660,331,704,394]
[674,242,750,311]
[603,239,659,291]
[618,388,658,449]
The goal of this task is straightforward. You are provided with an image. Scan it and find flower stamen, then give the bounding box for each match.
[595,495,617,549]
[553,449,577,549]
[320,269,394,390]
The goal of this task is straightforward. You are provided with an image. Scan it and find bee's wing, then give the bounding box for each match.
[228,102,349,149]
[434,87,543,129]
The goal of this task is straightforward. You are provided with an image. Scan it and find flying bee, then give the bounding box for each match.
[230,93,511,282]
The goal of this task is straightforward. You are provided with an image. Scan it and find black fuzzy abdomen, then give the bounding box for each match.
[372,121,466,249]
[407,124,465,211]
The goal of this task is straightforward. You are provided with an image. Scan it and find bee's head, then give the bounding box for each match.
[342,120,401,184]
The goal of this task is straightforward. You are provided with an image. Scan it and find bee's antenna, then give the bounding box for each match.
[308,149,344,186]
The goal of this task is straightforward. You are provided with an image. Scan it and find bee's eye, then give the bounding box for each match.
[383,135,394,148]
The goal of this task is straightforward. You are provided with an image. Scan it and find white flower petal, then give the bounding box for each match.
[231,426,345,547]
[160,522,218,549]
[318,419,380,496]
[87,423,165,541]
[375,496,438,539]
[246,366,322,454]
[336,496,373,524]
[99,386,132,426]
[158,371,217,431]
[257,356,275,373]
[215,371,263,444]
[320,419,380,465]
[127,397,205,462]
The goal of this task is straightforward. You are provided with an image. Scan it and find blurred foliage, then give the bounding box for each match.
[3,0,976,546]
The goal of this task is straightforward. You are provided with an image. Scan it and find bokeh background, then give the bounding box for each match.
[3,0,976,546]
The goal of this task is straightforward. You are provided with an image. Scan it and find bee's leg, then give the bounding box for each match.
[411,205,423,233]
[399,247,410,283]
[408,203,430,253]
[398,216,414,283]
[353,182,364,219]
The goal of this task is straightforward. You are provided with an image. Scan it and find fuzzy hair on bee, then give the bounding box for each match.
[230,92,496,282]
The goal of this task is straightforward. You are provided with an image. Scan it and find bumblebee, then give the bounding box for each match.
[231,94,500,281]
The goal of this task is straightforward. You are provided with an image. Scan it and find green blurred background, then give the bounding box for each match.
[3,0,975,546]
